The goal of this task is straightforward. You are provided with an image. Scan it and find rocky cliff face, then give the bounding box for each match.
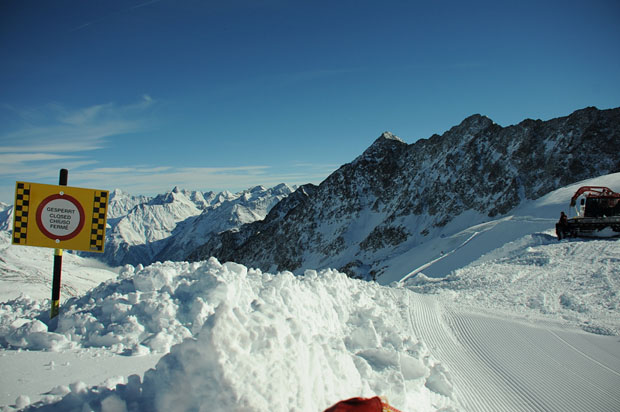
[189,107,620,279]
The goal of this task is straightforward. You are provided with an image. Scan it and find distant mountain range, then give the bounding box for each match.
[1,107,618,280]
[188,106,620,280]
[90,184,295,266]
[0,183,295,268]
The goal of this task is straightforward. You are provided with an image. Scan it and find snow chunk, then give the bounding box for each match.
[15,395,30,409]
[132,266,176,292]
[425,364,454,397]
[5,320,70,351]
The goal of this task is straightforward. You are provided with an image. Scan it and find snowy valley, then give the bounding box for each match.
[0,108,619,412]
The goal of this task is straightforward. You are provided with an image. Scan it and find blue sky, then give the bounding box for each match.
[1,0,619,203]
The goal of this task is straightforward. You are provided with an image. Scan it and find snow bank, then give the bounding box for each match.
[3,259,457,411]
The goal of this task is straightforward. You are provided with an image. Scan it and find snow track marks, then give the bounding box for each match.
[396,289,620,411]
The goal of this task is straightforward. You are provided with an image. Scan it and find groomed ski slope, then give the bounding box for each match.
[397,232,620,411]
[391,290,620,411]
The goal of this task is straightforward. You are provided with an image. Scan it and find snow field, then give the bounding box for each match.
[0,232,118,303]
[390,279,620,412]
[405,234,620,335]
[1,259,458,411]
[0,348,160,410]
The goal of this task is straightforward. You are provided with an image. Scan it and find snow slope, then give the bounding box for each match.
[404,234,620,334]
[397,290,620,411]
[0,231,118,303]
[0,175,619,411]
[379,172,620,283]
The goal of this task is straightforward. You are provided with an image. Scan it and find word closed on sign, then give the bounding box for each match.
[13,182,109,252]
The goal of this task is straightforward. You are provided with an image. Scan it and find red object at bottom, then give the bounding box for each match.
[323,397,383,412]
[323,396,403,412]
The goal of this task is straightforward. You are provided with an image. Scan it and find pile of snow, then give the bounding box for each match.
[1,259,457,411]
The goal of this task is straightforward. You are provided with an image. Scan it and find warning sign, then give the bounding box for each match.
[12,182,109,252]
[37,194,85,240]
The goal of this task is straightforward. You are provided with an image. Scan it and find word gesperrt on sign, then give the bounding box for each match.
[13,182,109,252]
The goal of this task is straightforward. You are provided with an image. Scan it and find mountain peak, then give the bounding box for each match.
[357,132,407,163]
[379,131,405,143]
[438,114,494,142]
[110,188,125,198]
[368,132,406,149]
[458,113,493,129]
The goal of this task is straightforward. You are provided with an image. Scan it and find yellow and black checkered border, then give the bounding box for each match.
[13,182,31,245]
[89,190,108,252]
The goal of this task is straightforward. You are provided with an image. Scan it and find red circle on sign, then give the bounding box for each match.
[36,194,85,241]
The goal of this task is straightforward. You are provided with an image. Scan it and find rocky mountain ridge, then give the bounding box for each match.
[189,106,620,280]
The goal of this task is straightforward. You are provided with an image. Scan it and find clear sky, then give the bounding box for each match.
[1,0,619,204]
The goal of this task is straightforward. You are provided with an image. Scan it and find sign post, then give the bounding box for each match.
[50,169,68,322]
[12,170,109,329]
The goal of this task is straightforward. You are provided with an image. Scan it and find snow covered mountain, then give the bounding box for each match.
[107,189,152,220]
[0,202,11,231]
[151,184,294,264]
[190,107,620,280]
[94,184,294,266]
